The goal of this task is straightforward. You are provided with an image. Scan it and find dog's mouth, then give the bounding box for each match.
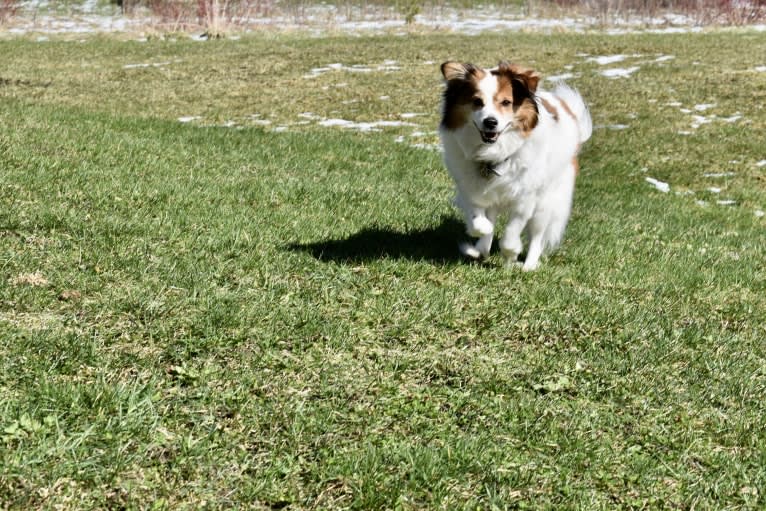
[474,121,507,144]
[479,130,500,144]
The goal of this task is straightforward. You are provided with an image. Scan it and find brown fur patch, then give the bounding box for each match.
[503,63,540,93]
[440,61,486,130]
[514,100,539,137]
[561,97,582,175]
[493,73,515,114]
[540,97,559,121]
[558,98,577,122]
[494,61,540,136]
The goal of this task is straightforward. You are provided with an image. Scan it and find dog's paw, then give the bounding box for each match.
[521,260,540,272]
[468,216,494,238]
[500,235,523,256]
[459,242,482,260]
[499,241,522,263]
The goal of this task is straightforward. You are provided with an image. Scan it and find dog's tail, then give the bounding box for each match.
[553,83,592,145]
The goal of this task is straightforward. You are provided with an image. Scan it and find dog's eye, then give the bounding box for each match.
[472,97,484,108]
[500,99,512,107]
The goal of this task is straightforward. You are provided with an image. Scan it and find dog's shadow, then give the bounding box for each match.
[287,216,470,265]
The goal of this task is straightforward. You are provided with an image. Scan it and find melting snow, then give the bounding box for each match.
[597,124,630,130]
[588,55,627,65]
[756,160,766,167]
[546,72,576,82]
[318,119,416,132]
[411,143,441,151]
[691,115,714,129]
[601,66,640,78]
[305,62,401,78]
[645,177,670,193]
[123,61,172,69]
[5,4,720,36]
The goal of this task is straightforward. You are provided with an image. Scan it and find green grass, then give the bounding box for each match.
[1,31,766,509]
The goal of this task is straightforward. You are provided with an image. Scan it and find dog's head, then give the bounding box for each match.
[440,61,540,143]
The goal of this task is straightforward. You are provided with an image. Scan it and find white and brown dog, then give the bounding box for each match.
[439,61,592,270]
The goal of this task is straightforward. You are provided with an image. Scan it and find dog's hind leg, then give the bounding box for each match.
[522,166,575,270]
[522,213,551,271]
[522,230,545,271]
[499,209,531,265]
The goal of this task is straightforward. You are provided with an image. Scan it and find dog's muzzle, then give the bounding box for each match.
[476,117,505,144]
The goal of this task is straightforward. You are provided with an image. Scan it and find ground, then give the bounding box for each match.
[1,14,766,511]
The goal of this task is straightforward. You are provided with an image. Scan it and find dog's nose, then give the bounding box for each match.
[483,117,498,130]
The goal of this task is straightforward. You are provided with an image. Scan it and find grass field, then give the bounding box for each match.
[1,30,766,509]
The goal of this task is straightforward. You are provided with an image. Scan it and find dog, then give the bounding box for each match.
[439,61,592,271]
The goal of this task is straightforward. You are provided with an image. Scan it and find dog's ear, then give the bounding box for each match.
[441,61,477,81]
[513,66,541,93]
[495,61,539,135]
[496,61,541,93]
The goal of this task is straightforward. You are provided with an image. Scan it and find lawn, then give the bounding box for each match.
[1,29,765,509]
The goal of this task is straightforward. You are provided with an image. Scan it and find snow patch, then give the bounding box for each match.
[123,61,173,69]
[588,55,627,65]
[305,62,400,78]
[318,119,416,132]
[645,177,670,193]
[546,72,576,82]
[601,66,640,78]
[596,124,630,130]
[691,115,715,129]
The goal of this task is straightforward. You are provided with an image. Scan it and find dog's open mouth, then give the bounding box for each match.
[480,130,500,144]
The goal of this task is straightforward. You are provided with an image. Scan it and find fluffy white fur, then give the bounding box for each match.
[439,62,592,271]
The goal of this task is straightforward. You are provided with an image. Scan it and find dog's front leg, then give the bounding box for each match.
[466,207,494,238]
[457,206,495,260]
[459,208,496,260]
